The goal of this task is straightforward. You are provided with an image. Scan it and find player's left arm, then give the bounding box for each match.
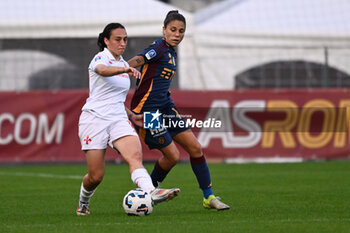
[125,107,143,127]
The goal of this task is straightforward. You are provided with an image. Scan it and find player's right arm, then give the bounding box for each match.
[95,64,141,78]
[128,56,145,68]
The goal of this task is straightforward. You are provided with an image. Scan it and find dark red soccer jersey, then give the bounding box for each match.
[131,39,177,113]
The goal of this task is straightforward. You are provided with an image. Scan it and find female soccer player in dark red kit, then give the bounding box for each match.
[128,11,229,210]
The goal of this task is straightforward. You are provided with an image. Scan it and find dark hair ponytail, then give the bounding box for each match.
[163,10,186,28]
[97,23,125,51]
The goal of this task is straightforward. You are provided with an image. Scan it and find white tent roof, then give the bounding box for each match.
[196,0,350,42]
[0,0,193,38]
[178,0,350,90]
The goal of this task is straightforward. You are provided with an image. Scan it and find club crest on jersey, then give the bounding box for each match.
[168,57,175,65]
[145,49,156,60]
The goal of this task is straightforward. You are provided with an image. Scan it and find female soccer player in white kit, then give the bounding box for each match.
[76,23,179,215]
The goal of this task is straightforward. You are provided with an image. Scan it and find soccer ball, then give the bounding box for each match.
[122,188,153,216]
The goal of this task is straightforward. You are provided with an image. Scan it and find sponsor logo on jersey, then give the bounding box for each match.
[94,56,102,61]
[145,49,156,60]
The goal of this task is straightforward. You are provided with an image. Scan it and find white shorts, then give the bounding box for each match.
[78,111,138,150]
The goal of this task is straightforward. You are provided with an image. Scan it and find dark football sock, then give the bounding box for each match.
[150,160,169,188]
[190,155,214,199]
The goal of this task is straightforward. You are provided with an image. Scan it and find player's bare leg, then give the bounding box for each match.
[77,149,105,215]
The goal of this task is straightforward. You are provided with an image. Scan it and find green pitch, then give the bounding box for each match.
[1,161,350,233]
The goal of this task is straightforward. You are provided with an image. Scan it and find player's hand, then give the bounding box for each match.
[126,67,141,79]
[129,112,143,127]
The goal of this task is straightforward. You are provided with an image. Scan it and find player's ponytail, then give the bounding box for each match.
[163,10,186,28]
[97,23,126,51]
[97,32,106,51]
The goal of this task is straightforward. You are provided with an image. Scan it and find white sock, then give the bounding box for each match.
[131,168,155,193]
[79,182,95,203]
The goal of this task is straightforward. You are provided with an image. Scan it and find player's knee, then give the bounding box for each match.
[89,172,104,185]
[172,156,180,165]
[167,150,180,165]
[188,141,203,157]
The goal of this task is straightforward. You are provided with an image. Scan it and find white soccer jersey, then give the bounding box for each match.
[82,48,130,120]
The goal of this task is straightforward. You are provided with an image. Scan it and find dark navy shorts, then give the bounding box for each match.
[135,103,189,150]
